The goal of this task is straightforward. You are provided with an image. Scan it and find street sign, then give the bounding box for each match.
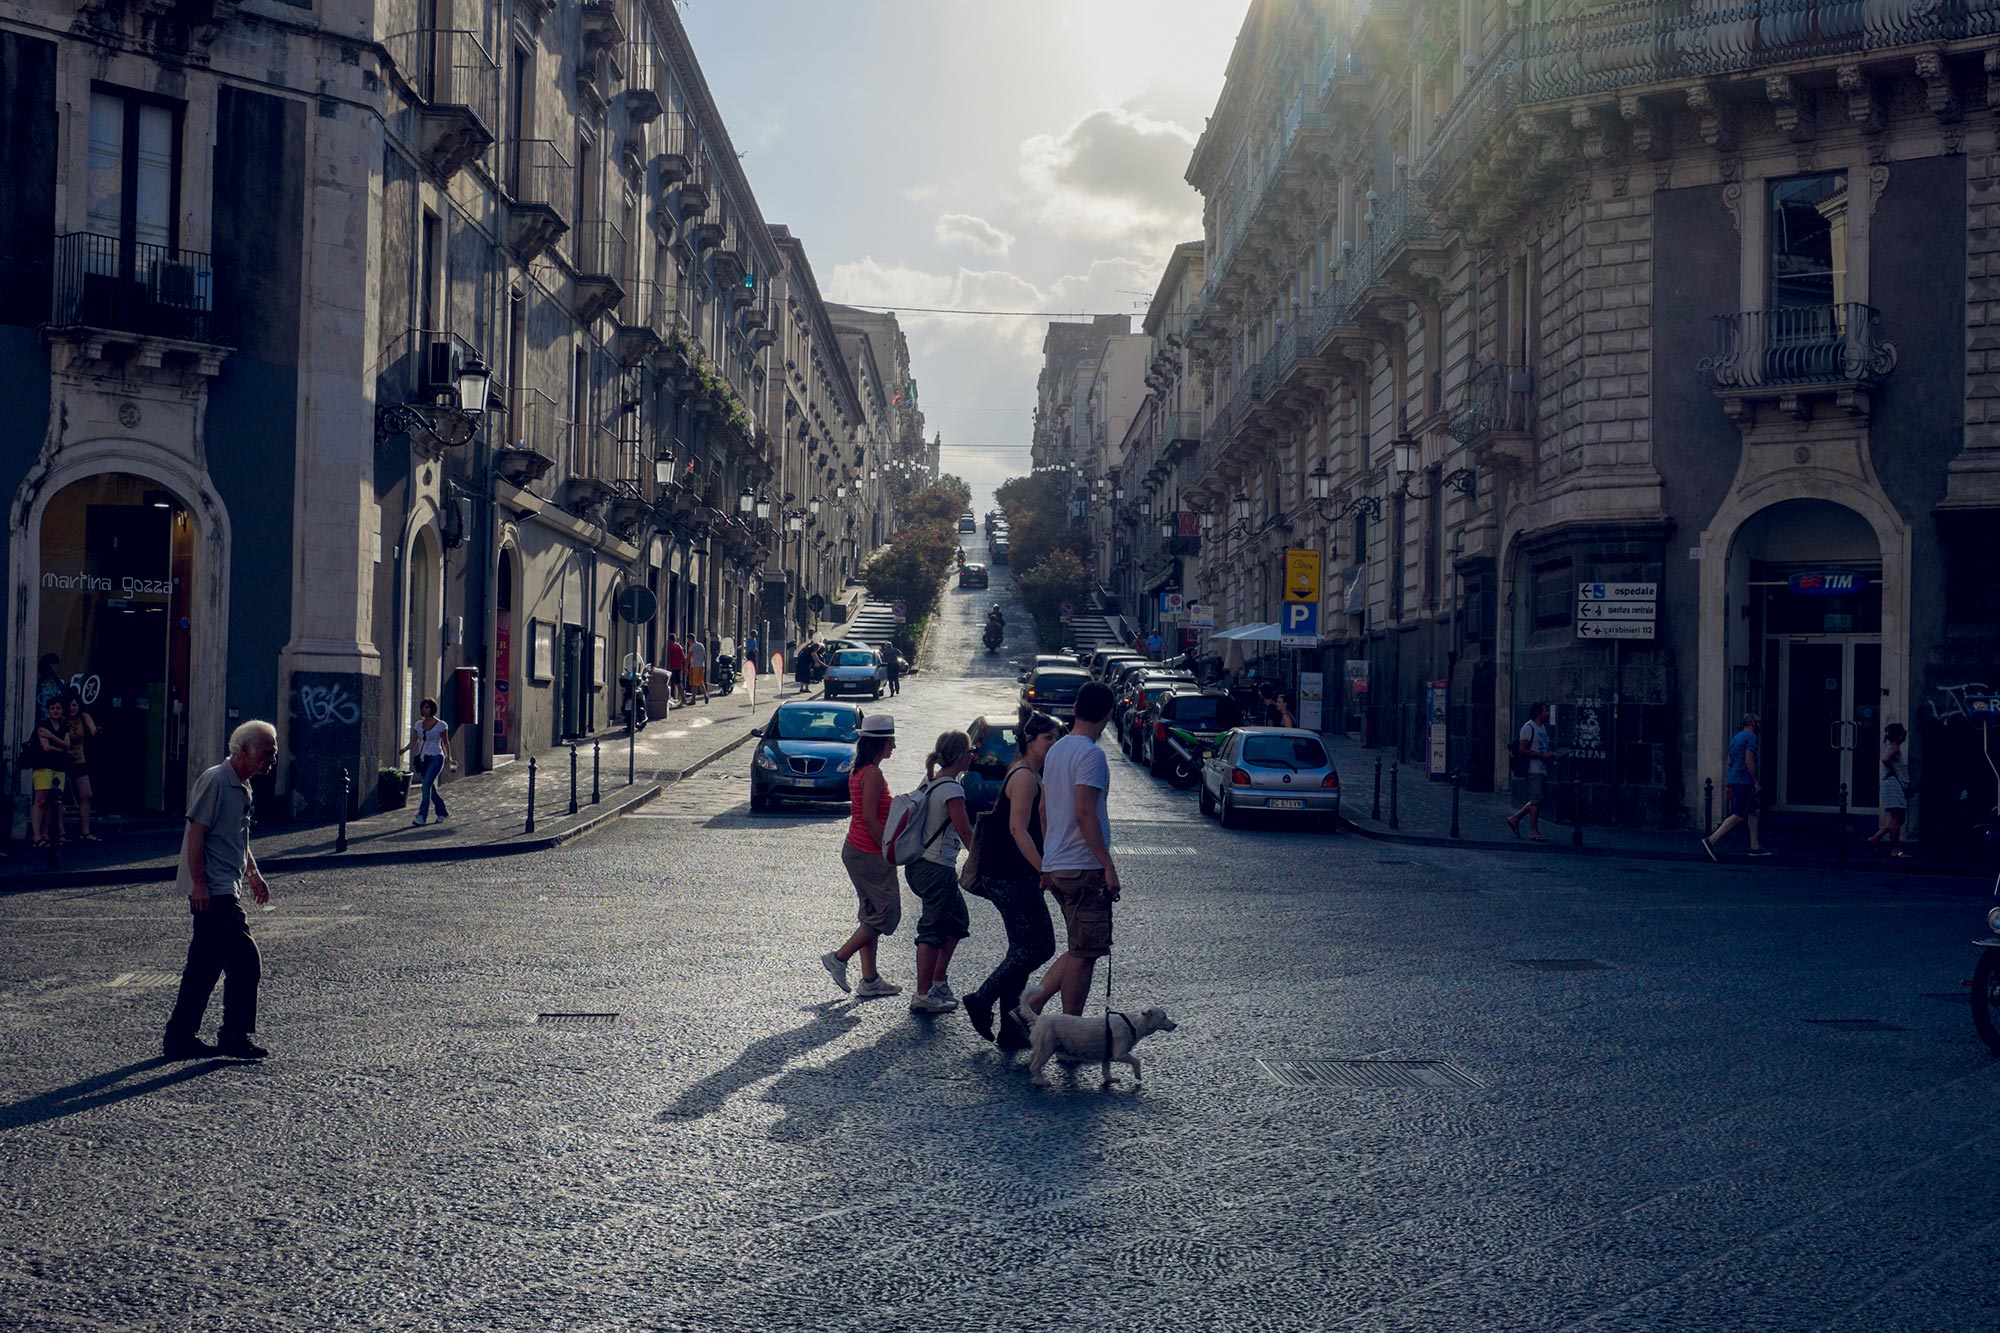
[1577,601,1655,620]
[1160,590,1185,615]
[1059,599,1074,621]
[808,593,825,613]
[1280,600,1318,646]
[613,586,658,624]
[891,599,907,623]
[1284,548,1321,603]
[1577,582,1656,601]
[1576,619,1656,640]
[1186,602,1214,630]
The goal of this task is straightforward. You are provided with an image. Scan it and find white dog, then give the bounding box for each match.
[1027,1006,1177,1085]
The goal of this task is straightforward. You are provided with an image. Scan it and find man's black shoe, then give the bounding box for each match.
[964,991,996,1042]
[217,1037,268,1060]
[995,1012,1032,1051]
[163,1037,220,1060]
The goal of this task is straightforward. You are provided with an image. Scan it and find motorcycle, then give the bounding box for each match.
[983,620,1003,655]
[712,652,737,696]
[1973,867,2000,1054]
[619,661,651,731]
[1159,723,1212,790]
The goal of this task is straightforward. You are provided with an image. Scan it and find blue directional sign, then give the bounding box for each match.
[1280,599,1318,646]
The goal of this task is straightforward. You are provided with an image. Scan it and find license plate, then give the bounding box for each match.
[1268,798,1305,810]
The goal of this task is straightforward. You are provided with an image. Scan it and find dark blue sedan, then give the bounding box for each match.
[750,700,864,812]
[962,715,1022,816]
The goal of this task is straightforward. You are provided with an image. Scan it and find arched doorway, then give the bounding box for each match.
[36,473,197,814]
[1724,499,1883,812]
[404,527,441,739]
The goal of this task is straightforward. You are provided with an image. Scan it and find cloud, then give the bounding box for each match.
[1019,105,1201,251]
[932,212,1015,256]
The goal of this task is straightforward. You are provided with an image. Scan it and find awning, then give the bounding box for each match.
[1212,622,1282,642]
[1143,565,1178,595]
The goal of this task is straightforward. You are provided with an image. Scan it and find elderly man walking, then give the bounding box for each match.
[162,721,278,1060]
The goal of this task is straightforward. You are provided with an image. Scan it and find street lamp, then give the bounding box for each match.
[755,492,772,521]
[737,485,755,514]
[1159,513,1176,541]
[1392,437,1477,499]
[1231,491,1251,528]
[1307,460,1387,522]
[375,352,493,450]
[809,493,823,516]
[835,482,848,502]
[1138,495,1152,521]
[654,447,675,488]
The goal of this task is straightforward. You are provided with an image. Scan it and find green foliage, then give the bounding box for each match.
[995,473,1088,579]
[1016,548,1092,650]
[898,475,971,529]
[864,514,956,630]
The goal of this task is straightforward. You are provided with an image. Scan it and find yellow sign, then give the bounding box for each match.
[1283,547,1321,604]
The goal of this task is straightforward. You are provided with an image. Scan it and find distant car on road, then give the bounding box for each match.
[962,715,1023,816]
[1022,666,1090,720]
[1199,726,1340,829]
[750,700,864,812]
[823,647,887,700]
[958,515,977,533]
[991,537,1010,564]
[959,563,989,589]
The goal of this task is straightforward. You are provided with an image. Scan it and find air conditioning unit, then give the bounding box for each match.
[153,261,211,312]
[425,338,462,397]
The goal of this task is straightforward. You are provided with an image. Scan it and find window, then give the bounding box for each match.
[1532,559,1573,630]
[1768,173,1847,308]
[87,87,182,259]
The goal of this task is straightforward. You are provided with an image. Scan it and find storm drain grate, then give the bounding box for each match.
[536,1012,620,1029]
[1256,1058,1484,1090]
[1510,958,1614,972]
[108,971,181,989]
[1805,1018,1909,1032]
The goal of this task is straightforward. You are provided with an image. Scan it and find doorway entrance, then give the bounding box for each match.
[493,548,516,757]
[1775,637,1882,811]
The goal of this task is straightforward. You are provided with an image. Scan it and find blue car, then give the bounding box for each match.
[962,715,1023,816]
[750,700,864,812]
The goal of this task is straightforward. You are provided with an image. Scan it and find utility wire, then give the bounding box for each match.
[834,302,1129,319]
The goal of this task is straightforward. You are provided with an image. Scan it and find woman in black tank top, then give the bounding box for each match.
[964,712,1063,1050]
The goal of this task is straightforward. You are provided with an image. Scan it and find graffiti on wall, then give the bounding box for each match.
[297,680,362,729]
[1925,682,2000,725]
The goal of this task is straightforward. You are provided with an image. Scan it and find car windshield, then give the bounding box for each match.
[1243,734,1327,768]
[1033,674,1085,700]
[835,652,874,667]
[771,706,859,742]
[972,728,1018,766]
[1171,696,1243,728]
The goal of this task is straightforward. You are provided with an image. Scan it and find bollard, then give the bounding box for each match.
[525,756,538,834]
[1571,773,1585,847]
[591,738,601,805]
[568,743,580,816]
[1450,769,1462,839]
[1838,782,1849,862]
[1388,761,1400,831]
[1372,754,1383,821]
[1704,777,1714,836]
[336,768,350,853]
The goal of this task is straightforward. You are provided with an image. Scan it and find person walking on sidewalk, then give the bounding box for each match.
[822,714,904,999]
[907,731,976,1014]
[162,720,277,1060]
[686,634,709,704]
[744,630,761,674]
[1867,722,1912,858]
[964,711,1061,1049]
[403,698,455,826]
[1506,702,1555,842]
[1702,713,1770,859]
[884,645,903,697]
[1019,681,1121,1023]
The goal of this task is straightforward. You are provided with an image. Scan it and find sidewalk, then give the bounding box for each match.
[1326,734,1974,877]
[0,677,798,893]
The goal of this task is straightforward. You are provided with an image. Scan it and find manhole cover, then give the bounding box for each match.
[1256,1058,1483,1090]
[1510,959,1614,972]
[1805,1018,1908,1032]
[108,971,181,988]
[535,1012,619,1028]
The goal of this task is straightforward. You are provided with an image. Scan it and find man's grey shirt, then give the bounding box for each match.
[185,761,252,899]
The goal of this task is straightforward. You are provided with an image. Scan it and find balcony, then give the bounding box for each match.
[1520,0,1972,104]
[579,0,625,54]
[381,28,498,181]
[1698,303,1897,423]
[562,423,621,515]
[1161,411,1203,460]
[1450,361,1536,475]
[49,233,229,375]
[502,139,571,264]
[611,279,669,365]
[1204,87,1339,314]
[675,178,712,222]
[1418,29,1520,205]
[572,218,628,323]
[496,387,566,487]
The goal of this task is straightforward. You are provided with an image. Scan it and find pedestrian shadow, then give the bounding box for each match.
[655,999,866,1122]
[0,1057,234,1131]
[759,1018,947,1143]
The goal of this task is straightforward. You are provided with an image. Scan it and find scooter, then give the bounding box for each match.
[620,663,651,731]
[1973,865,2000,1054]
[712,652,737,696]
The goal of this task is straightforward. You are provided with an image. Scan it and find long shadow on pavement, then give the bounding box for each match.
[0,1057,235,1130]
[655,999,869,1122]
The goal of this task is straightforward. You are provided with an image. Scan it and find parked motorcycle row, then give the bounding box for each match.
[617,650,739,731]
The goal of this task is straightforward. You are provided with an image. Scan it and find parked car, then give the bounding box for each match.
[959,563,990,589]
[1144,689,1245,779]
[991,538,1010,564]
[1121,677,1197,758]
[1199,726,1340,829]
[1021,653,1077,682]
[962,715,1023,816]
[823,647,886,699]
[750,700,864,812]
[1089,649,1146,681]
[1022,666,1090,720]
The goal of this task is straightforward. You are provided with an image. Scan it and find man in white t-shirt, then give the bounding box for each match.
[1018,681,1121,1023]
[1506,701,1554,842]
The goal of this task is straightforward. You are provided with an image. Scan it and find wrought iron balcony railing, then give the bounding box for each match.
[1698,303,1896,394]
[52,232,223,344]
[1450,361,1536,444]
[504,137,573,212]
[1521,0,1975,103]
[381,27,500,136]
[1418,29,1520,198]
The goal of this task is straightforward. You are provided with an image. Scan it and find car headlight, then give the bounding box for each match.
[1988,905,2000,934]
[835,757,853,774]
[754,747,780,771]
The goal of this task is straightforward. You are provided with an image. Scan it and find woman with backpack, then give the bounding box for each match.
[904,730,976,1015]
[962,711,1061,1049]
[821,714,904,999]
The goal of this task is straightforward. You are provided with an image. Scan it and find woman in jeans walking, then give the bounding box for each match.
[906,730,976,1014]
[963,712,1061,1049]
[822,714,904,998]
[405,698,455,826]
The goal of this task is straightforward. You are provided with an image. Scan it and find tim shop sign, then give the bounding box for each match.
[1787,571,1866,597]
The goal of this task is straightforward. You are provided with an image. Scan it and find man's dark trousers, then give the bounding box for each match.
[164,897,260,1044]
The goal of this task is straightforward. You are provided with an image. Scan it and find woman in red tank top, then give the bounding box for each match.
[821,714,904,997]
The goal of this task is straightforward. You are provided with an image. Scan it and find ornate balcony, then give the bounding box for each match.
[1450,361,1536,476]
[502,139,571,264]
[572,218,628,323]
[49,233,230,376]
[381,28,498,181]
[1699,302,1897,422]
[1161,410,1203,461]
[498,388,567,488]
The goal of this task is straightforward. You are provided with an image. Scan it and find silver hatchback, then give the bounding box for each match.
[1199,727,1341,830]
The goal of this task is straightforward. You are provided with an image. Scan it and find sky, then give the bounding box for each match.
[679,0,1245,515]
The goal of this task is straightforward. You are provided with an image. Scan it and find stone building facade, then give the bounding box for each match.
[0,0,906,821]
[1170,0,2000,841]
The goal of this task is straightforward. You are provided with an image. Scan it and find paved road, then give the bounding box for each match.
[4,534,1999,1331]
